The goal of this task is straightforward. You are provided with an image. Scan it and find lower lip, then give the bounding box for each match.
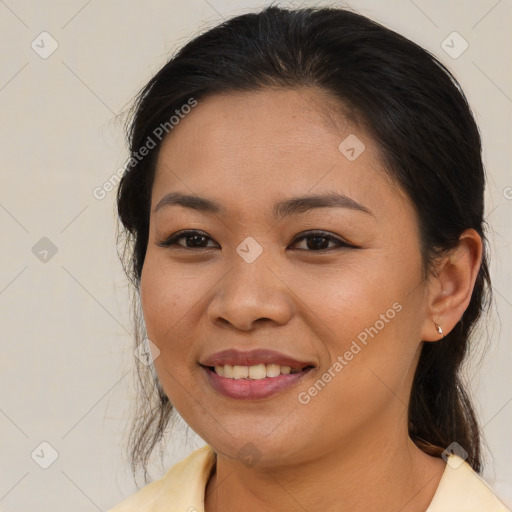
[202,366,314,400]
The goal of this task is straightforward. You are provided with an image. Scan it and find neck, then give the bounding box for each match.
[204,421,445,512]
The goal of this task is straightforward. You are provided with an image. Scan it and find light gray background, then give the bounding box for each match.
[0,1,510,510]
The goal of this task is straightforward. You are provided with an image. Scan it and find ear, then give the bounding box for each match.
[420,228,483,342]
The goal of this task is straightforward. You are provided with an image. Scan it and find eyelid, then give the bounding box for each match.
[291,230,356,250]
[157,229,218,249]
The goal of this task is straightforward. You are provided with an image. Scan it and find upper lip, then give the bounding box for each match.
[200,349,315,369]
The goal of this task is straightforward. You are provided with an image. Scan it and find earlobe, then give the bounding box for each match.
[421,229,483,342]
[434,322,444,338]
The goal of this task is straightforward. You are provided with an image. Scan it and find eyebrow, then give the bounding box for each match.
[153,191,373,218]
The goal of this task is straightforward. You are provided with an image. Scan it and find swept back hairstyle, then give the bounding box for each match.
[117,5,491,482]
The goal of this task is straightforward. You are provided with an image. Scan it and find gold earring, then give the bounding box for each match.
[434,322,444,337]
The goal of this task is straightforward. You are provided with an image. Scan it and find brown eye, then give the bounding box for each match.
[290,231,356,251]
[157,230,219,249]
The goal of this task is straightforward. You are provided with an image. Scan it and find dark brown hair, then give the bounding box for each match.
[116,5,491,482]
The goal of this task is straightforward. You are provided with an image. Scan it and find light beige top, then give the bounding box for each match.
[108,445,510,512]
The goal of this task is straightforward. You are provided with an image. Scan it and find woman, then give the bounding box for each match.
[109,5,508,511]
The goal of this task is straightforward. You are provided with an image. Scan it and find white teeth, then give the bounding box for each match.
[232,365,249,379]
[223,365,234,378]
[266,363,281,378]
[248,364,266,379]
[213,363,303,379]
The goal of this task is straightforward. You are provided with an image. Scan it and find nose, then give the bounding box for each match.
[206,254,294,332]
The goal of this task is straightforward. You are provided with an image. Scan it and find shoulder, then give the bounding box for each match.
[107,444,216,512]
[427,455,511,512]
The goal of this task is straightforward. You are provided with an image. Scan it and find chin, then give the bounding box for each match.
[198,425,313,469]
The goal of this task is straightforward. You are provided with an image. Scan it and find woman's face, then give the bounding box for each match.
[140,87,432,466]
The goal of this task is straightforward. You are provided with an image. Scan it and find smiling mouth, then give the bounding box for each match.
[206,363,314,379]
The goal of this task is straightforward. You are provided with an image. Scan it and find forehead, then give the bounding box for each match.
[151,87,401,218]
[157,87,350,160]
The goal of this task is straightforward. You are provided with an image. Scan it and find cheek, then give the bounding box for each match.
[292,257,406,338]
[295,255,424,396]
[139,254,216,387]
[140,254,198,337]
[139,258,193,383]
[139,258,199,407]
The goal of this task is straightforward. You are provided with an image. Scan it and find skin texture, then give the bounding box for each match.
[140,87,483,512]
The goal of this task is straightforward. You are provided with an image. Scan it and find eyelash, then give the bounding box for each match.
[157,230,357,252]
